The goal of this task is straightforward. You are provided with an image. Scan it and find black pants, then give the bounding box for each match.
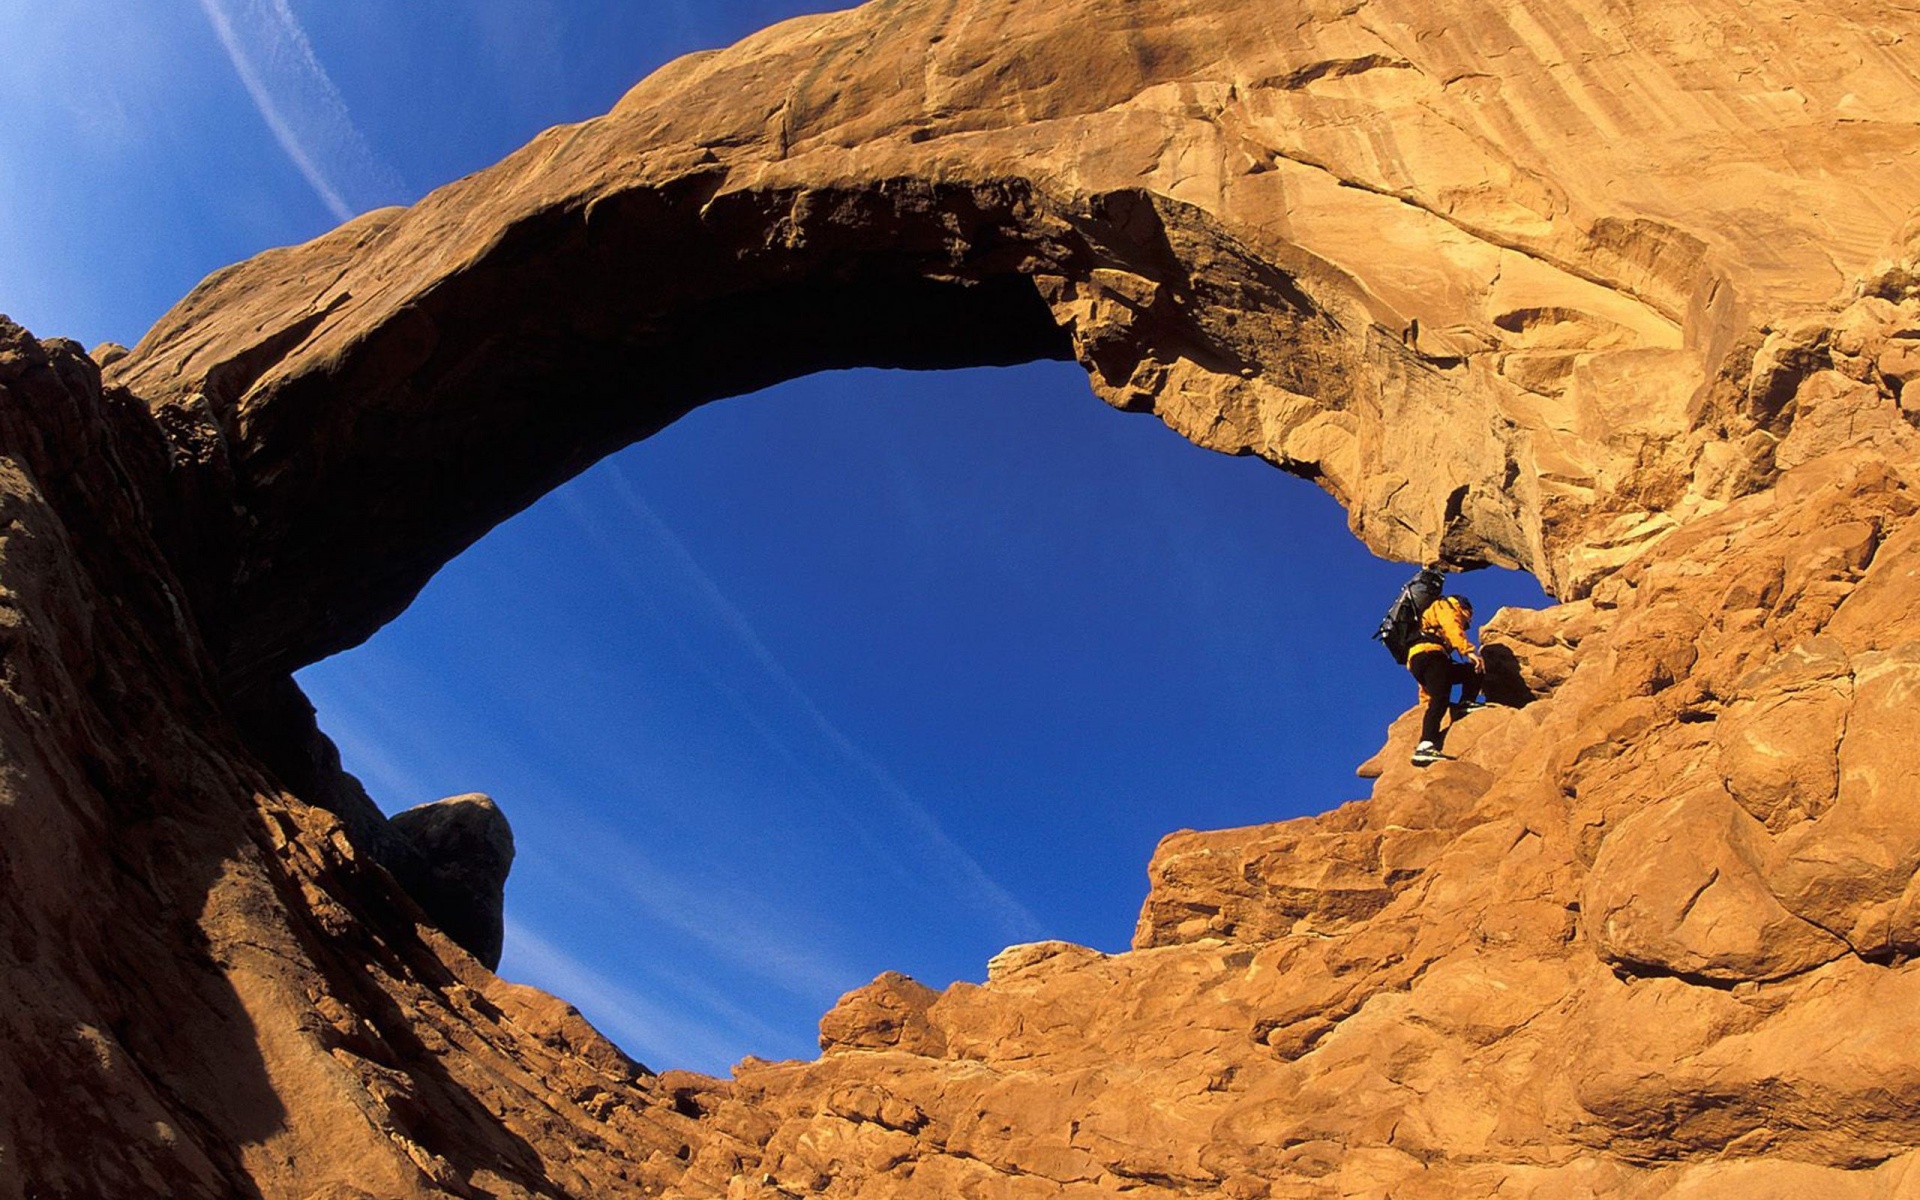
[1411,652,1482,744]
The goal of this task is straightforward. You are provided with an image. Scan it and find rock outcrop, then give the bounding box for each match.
[5,0,1920,1195]
[388,794,516,971]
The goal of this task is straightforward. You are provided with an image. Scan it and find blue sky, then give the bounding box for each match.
[5,1,1549,1075]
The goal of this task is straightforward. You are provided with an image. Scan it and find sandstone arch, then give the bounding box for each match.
[113,0,1920,693]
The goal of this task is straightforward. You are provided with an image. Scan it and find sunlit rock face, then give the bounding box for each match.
[2,0,1919,1194]
[112,0,1920,686]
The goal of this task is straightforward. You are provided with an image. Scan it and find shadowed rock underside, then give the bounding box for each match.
[4,0,1920,1195]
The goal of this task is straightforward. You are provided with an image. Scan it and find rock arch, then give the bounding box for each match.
[111,0,1920,691]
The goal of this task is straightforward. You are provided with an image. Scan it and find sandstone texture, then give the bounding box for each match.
[5,0,1920,1195]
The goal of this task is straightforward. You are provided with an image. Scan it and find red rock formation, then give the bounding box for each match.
[4,0,1920,1194]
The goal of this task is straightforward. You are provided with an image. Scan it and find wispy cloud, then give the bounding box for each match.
[573,465,1045,945]
[549,813,863,1002]
[296,651,469,810]
[194,0,403,221]
[552,486,916,875]
[297,683,441,808]
[502,919,767,1074]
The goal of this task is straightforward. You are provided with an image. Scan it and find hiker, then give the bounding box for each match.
[1407,593,1485,766]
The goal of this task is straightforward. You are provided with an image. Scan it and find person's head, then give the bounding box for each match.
[1454,596,1474,622]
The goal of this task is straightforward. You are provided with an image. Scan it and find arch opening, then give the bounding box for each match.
[294,359,1550,1074]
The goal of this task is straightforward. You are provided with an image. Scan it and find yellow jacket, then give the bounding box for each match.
[1407,596,1476,664]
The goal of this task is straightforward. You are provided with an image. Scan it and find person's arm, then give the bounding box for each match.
[1437,601,1481,665]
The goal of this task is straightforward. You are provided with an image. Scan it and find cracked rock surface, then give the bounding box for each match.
[5,0,1920,1194]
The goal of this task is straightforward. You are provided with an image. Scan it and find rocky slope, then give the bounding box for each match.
[5,0,1920,1195]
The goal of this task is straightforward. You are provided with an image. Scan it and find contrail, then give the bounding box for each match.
[195,0,401,222]
[553,484,924,884]
[599,465,1046,944]
[502,920,764,1073]
[551,812,862,1002]
[296,654,466,809]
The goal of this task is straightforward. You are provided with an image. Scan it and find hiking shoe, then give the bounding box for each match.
[1411,740,1444,767]
[1451,700,1489,719]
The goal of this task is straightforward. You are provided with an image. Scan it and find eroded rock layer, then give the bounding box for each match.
[5,0,1920,1195]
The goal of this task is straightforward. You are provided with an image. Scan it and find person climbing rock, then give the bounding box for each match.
[1407,594,1485,766]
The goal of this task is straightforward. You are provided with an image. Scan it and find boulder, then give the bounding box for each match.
[388,793,515,970]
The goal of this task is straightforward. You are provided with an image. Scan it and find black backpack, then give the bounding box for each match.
[1374,568,1445,664]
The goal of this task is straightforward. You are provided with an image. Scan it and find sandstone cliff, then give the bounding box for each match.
[5,0,1920,1195]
